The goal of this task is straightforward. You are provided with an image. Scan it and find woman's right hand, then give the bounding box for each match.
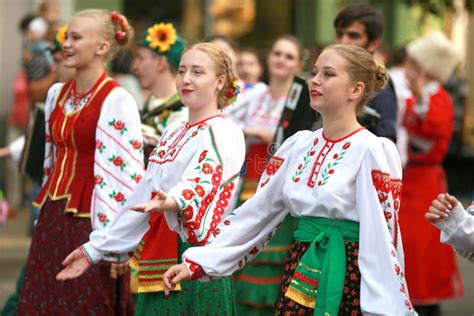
[425,193,459,224]
[163,263,192,295]
[56,248,91,281]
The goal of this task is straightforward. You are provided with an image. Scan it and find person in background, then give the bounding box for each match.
[111,50,144,108]
[132,22,188,160]
[163,44,416,316]
[237,47,264,89]
[398,31,463,316]
[334,4,398,141]
[0,24,76,316]
[17,10,143,314]
[56,42,245,315]
[389,46,411,167]
[232,35,305,316]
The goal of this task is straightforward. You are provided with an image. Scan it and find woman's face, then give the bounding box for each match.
[63,16,106,69]
[176,48,225,110]
[267,39,301,81]
[308,49,358,115]
[237,51,263,84]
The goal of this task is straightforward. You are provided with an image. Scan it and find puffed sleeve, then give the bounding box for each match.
[436,203,474,259]
[356,137,416,315]
[181,132,303,281]
[165,121,245,245]
[82,177,151,263]
[80,87,146,263]
[82,123,181,264]
[41,83,62,184]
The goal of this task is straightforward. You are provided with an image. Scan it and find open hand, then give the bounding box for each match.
[425,193,459,224]
[163,264,191,296]
[56,248,90,281]
[130,190,167,213]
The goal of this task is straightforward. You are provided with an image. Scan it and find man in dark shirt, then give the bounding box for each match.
[334,4,398,141]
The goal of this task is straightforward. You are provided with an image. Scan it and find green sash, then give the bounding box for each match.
[285,216,359,316]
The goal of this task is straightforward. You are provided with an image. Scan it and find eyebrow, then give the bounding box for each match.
[313,66,337,71]
[178,65,206,70]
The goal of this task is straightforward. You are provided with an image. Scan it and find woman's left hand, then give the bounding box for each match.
[130,190,168,213]
[163,263,192,296]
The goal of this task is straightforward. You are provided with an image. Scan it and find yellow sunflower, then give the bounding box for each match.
[55,24,68,46]
[146,23,177,52]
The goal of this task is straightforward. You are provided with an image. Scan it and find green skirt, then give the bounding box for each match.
[233,215,297,315]
[134,240,236,316]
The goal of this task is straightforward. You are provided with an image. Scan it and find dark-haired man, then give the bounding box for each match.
[334,4,398,141]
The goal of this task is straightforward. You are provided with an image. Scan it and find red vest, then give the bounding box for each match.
[34,74,119,217]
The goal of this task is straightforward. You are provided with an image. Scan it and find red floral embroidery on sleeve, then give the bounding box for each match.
[185,258,205,279]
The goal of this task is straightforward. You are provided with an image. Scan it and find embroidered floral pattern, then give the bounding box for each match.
[96,140,106,153]
[129,139,143,153]
[317,141,350,186]
[149,123,209,165]
[371,170,412,311]
[292,137,319,183]
[108,118,128,135]
[98,212,110,227]
[130,173,142,184]
[109,155,126,171]
[186,258,205,280]
[109,190,126,206]
[95,175,106,189]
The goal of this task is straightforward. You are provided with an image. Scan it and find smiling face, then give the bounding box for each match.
[63,16,108,69]
[308,49,359,115]
[176,48,226,111]
[267,38,301,81]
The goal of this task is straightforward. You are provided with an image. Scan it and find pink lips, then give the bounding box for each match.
[310,90,322,98]
[181,89,193,95]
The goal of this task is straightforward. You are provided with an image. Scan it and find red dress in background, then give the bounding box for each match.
[399,85,463,304]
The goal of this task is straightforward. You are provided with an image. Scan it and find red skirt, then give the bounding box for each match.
[399,165,463,304]
[17,199,134,315]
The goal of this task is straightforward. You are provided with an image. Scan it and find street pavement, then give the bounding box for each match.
[0,209,473,314]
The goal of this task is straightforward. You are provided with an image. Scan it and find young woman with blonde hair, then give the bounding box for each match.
[163,44,416,315]
[17,9,144,314]
[57,42,245,315]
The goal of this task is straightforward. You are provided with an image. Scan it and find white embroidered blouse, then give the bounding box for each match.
[42,82,144,233]
[82,116,246,262]
[182,128,416,315]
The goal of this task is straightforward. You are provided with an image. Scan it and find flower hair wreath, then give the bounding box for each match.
[110,11,128,45]
[225,74,241,106]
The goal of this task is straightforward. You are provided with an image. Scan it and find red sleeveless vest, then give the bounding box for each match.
[34,73,119,217]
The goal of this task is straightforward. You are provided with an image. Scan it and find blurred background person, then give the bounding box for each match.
[233,34,304,316]
[132,22,187,161]
[334,4,398,141]
[398,31,463,316]
[111,50,144,109]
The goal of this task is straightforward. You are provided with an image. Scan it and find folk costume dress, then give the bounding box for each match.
[232,84,298,314]
[17,72,144,315]
[182,128,416,315]
[398,82,464,304]
[80,115,245,315]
